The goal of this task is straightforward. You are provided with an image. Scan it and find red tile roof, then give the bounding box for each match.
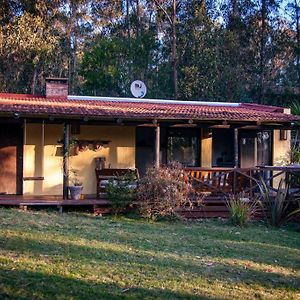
[0,93,299,123]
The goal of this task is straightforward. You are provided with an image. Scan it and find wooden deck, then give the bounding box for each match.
[0,195,111,213]
[0,194,229,217]
[0,166,299,218]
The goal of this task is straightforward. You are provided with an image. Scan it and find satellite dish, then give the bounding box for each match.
[130,80,147,98]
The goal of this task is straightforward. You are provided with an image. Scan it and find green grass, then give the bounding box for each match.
[0,209,299,299]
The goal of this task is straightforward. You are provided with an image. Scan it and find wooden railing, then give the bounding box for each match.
[184,166,300,199]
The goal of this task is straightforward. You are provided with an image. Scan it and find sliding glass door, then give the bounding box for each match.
[166,128,200,167]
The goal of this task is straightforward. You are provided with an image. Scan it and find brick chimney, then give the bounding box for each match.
[45,78,68,98]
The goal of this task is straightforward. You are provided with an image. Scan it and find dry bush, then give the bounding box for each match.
[137,162,195,220]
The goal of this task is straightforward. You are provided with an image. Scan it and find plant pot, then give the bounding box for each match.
[69,186,83,200]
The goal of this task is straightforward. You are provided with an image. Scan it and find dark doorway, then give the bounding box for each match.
[0,124,23,194]
[135,127,155,176]
[212,129,235,167]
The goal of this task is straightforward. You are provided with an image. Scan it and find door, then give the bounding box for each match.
[0,124,23,194]
[239,130,272,168]
[257,131,272,166]
[166,128,200,167]
[212,129,235,167]
[135,127,155,176]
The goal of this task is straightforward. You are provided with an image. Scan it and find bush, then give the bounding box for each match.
[291,147,300,164]
[136,163,195,220]
[258,179,300,227]
[226,193,258,227]
[106,173,136,215]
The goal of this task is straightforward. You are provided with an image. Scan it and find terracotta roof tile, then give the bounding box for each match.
[0,93,299,123]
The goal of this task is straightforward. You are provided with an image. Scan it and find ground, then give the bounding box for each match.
[0,209,299,300]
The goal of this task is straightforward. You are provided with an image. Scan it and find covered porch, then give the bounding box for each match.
[0,118,296,198]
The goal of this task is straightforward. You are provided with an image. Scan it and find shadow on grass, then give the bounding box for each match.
[51,220,300,270]
[0,234,299,292]
[0,268,215,300]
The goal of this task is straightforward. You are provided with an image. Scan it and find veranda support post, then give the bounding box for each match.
[233,128,239,194]
[155,124,160,168]
[63,123,70,200]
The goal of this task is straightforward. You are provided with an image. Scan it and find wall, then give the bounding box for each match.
[272,129,291,188]
[23,124,135,196]
[201,128,212,167]
[24,124,64,195]
[272,130,291,166]
[69,125,135,195]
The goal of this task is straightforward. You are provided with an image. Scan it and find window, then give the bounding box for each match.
[167,128,200,167]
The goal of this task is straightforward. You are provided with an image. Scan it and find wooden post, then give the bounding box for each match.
[234,128,239,168]
[41,120,45,179]
[155,125,160,168]
[63,123,70,200]
[233,128,239,195]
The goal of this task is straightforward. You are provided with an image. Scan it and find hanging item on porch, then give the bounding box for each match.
[93,141,103,151]
[79,141,89,152]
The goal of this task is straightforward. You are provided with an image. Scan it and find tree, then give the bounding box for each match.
[151,0,179,99]
[0,3,59,94]
[286,0,300,87]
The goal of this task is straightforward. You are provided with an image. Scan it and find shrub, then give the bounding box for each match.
[106,172,136,215]
[291,147,300,164]
[136,162,195,220]
[226,193,258,227]
[258,179,300,227]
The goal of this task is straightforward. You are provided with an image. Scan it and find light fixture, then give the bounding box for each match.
[13,112,20,119]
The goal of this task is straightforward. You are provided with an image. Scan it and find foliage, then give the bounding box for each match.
[291,101,300,152]
[69,169,83,186]
[1,1,300,105]
[258,178,300,227]
[0,209,300,299]
[291,147,300,163]
[226,193,258,227]
[291,101,300,116]
[137,163,195,220]
[106,172,136,215]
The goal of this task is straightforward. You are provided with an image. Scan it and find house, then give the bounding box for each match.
[0,78,299,202]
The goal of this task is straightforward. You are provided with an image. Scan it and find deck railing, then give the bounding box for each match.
[184,166,300,199]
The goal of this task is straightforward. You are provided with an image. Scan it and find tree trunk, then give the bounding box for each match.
[295,0,300,86]
[231,0,239,18]
[136,0,140,38]
[172,0,178,99]
[31,64,38,95]
[126,0,132,78]
[126,0,131,42]
[259,0,267,104]
[68,1,77,95]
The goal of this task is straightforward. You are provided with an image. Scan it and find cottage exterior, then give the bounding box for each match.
[0,78,299,200]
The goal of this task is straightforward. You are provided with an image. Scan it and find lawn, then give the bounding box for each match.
[0,209,299,300]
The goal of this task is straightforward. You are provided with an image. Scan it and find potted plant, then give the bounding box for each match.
[68,169,83,200]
